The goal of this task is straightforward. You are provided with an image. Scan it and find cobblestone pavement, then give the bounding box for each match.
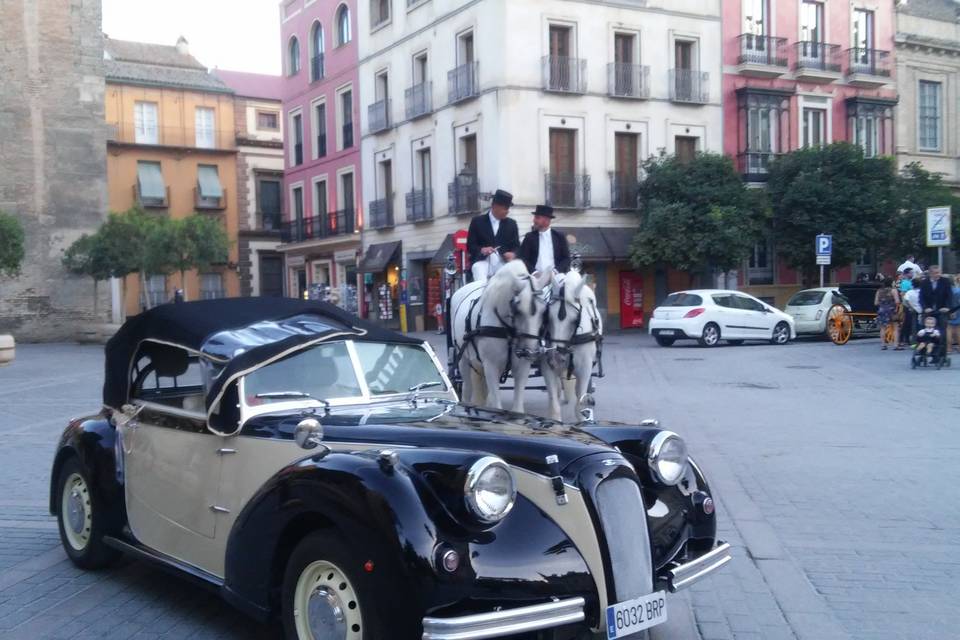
[0,333,957,639]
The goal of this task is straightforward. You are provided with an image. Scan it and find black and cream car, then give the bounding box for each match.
[50,298,730,640]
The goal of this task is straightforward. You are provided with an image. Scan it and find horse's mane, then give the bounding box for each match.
[482,260,528,306]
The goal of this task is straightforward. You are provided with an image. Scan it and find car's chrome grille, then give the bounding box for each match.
[595,477,654,602]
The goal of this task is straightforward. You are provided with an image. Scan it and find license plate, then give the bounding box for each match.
[606,591,668,638]
[658,330,676,336]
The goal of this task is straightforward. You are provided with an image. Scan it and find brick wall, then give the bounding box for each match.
[0,0,109,341]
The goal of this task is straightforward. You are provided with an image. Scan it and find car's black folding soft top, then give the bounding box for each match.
[103,298,420,411]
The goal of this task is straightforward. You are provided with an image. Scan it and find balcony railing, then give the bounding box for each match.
[448,177,480,216]
[281,210,356,243]
[609,174,639,211]
[448,61,479,105]
[405,82,433,120]
[736,34,788,67]
[794,42,842,72]
[368,99,391,134]
[342,122,354,149]
[846,47,891,77]
[543,56,587,94]
[607,63,650,99]
[368,197,395,230]
[311,54,325,82]
[195,187,227,211]
[545,173,591,209]
[738,152,779,182]
[294,142,303,165]
[317,132,327,158]
[406,189,433,222]
[107,122,235,150]
[670,69,710,104]
[133,184,169,209]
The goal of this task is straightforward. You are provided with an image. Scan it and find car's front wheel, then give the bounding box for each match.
[698,323,721,347]
[654,335,676,347]
[282,532,386,640]
[56,457,119,570]
[771,322,791,345]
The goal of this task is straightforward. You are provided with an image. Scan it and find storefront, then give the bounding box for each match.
[425,234,456,332]
[359,241,402,329]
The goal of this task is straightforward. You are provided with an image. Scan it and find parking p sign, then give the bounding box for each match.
[926,207,952,247]
[815,234,832,265]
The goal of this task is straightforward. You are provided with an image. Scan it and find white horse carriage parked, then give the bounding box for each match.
[444,255,604,422]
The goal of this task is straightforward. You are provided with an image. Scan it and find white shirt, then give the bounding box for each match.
[488,210,500,237]
[904,288,922,313]
[898,260,921,275]
[535,228,555,273]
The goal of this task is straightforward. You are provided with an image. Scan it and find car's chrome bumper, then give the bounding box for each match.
[660,542,732,592]
[421,596,586,640]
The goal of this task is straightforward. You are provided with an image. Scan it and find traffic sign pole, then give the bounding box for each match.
[820,265,824,288]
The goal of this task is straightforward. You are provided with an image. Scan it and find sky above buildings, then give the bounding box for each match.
[102,0,282,75]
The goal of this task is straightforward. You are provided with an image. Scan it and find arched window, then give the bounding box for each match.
[310,22,325,81]
[336,5,351,46]
[288,36,301,75]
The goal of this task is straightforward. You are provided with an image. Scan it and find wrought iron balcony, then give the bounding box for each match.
[736,34,788,70]
[405,82,433,120]
[846,48,891,87]
[794,42,841,74]
[542,56,587,94]
[609,174,639,211]
[406,189,433,222]
[670,69,709,104]
[448,177,480,216]
[368,197,395,230]
[448,61,479,105]
[608,63,650,99]
[281,210,356,243]
[545,173,591,209]
[738,151,779,182]
[258,210,283,232]
[311,54,325,82]
[368,99,391,134]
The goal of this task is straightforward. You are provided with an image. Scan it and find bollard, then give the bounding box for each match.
[0,334,15,366]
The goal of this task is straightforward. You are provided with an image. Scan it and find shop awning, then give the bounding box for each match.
[430,234,455,266]
[556,227,613,261]
[197,165,223,198]
[359,241,401,273]
[600,227,637,261]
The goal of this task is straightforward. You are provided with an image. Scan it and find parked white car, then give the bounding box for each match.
[649,290,796,347]
[783,288,851,336]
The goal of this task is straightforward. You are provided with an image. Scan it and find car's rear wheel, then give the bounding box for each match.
[726,340,744,346]
[771,322,791,345]
[282,532,386,640]
[698,323,720,347]
[56,457,119,570]
[654,336,676,347]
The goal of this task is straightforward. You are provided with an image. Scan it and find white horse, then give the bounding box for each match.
[451,261,549,412]
[542,270,603,422]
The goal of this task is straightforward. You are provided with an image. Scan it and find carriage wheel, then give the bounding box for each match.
[827,305,852,345]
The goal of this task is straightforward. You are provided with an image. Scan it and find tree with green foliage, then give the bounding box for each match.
[888,163,960,263]
[630,152,768,285]
[164,215,230,299]
[62,233,113,318]
[0,212,25,278]
[766,143,897,284]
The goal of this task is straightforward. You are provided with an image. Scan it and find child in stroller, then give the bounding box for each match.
[911,313,951,369]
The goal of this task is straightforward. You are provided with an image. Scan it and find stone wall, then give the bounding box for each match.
[0,0,108,341]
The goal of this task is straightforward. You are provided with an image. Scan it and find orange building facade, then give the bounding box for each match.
[104,37,240,316]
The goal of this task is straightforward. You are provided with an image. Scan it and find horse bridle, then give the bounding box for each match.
[497,275,547,360]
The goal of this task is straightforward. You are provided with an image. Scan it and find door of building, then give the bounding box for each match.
[259,253,284,297]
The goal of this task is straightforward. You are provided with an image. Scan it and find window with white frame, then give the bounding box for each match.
[200,273,225,300]
[371,0,390,28]
[748,240,774,285]
[747,107,776,174]
[918,80,941,151]
[854,114,879,158]
[145,275,167,307]
[195,107,215,149]
[336,5,351,46]
[803,107,827,147]
[336,86,354,150]
[134,101,159,144]
[288,36,301,75]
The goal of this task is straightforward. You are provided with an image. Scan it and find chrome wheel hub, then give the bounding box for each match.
[307,587,347,638]
[293,559,362,640]
[67,488,86,534]
[60,473,92,551]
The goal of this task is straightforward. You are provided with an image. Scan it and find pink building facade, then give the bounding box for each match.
[279,0,362,311]
[723,0,898,297]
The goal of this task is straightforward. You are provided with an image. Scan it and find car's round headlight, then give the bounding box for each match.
[464,457,516,524]
[648,431,688,486]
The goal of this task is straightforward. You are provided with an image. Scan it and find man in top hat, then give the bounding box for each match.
[467,189,520,282]
[519,205,570,281]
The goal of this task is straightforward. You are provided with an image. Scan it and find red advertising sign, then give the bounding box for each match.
[619,271,645,329]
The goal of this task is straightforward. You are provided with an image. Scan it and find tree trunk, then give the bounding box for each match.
[180,269,187,301]
[140,271,151,310]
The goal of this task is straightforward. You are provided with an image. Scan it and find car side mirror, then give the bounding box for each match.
[294,418,324,450]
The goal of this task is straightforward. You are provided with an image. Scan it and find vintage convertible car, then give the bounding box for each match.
[50,298,730,640]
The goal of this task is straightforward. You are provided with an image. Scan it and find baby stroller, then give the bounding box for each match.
[911,311,952,369]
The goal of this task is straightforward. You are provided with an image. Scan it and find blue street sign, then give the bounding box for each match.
[815,234,832,257]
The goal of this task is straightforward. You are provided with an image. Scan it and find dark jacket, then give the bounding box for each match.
[519,228,571,274]
[919,277,953,311]
[466,211,520,265]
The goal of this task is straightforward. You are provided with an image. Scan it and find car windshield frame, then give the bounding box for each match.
[787,291,827,306]
[238,339,454,422]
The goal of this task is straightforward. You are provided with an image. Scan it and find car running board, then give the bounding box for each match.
[103,535,224,591]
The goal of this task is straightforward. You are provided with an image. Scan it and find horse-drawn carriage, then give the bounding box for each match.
[826,282,893,345]
[441,253,603,421]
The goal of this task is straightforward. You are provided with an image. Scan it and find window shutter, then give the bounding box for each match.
[196,108,215,149]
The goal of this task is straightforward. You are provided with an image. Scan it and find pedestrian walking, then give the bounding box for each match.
[875,278,900,350]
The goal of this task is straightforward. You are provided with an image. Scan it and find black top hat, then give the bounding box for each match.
[491,189,513,207]
[533,204,555,218]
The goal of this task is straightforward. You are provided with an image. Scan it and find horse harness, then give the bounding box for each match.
[547,285,604,380]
